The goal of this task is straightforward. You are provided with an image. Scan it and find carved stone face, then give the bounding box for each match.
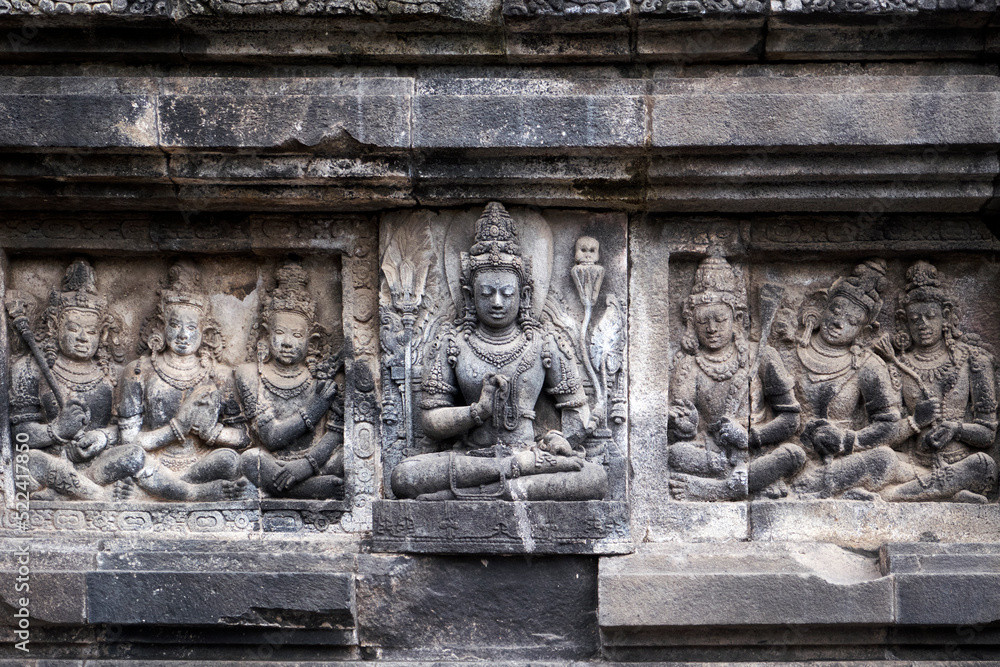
[58,309,100,362]
[693,303,735,352]
[270,311,310,367]
[819,296,866,348]
[473,269,521,331]
[575,237,600,265]
[905,301,945,349]
[164,304,203,357]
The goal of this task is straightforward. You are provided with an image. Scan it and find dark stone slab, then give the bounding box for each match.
[357,552,599,659]
[87,571,354,627]
[371,499,632,554]
[882,543,1000,626]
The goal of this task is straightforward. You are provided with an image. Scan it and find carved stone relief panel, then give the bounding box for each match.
[0,213,379,537]
[374,203,631,554]
[635,214,1000,544]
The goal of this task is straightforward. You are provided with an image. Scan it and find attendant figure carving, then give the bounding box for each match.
[8,259,144,499]
[877,261,999,502]
[118,262,249,501]
[667,256,806,501]
[789,260,916,500]
[237,262,345,499]
[390,202,607,501]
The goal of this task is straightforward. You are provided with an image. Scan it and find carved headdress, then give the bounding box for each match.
[263,262,317,323]
[459,202,535,328]
[43,258,124,372]
[49,258,107,318]
[894,260,961,351]
[142,261,223,362]
[681,255,748,356]
[828,258,887,326]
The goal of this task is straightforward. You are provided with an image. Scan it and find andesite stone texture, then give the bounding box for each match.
[2,4,1000,665]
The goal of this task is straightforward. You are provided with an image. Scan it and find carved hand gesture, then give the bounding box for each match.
[273,458,314,492]
[182,386,223,439]
[922,420,961,450]
[309,379,340,413]
[537,430,580,458]
[802,418,847,458]
[712,417,749,451]
[53,399,90,441]
[668,399,699,439]
[67,430,108,463]
[913,398,941,429]
[473,374,510,418]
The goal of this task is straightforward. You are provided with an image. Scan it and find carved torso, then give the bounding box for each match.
[10,355,116,456]
[235,362,321,459]
[119,355,235,470]
[897,341,999,466]
[671,343,798,450]
[421,323,585,450]
[792,338,899,442]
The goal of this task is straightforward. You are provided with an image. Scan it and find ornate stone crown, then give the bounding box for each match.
[685,255,744,315]
[829,258,886,324]
[161,261,208,312]
[50,258,107,316]
[264,262,316,322]
[461,202,532,288]
[900,260,949,307]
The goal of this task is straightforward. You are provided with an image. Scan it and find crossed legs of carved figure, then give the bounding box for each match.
[881,452,999,503]
[391,449,605,501]
[792,446,913,500]
[134,449,246,501]
[26,445,145,501]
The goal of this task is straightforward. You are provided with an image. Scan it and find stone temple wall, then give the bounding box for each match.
[1,5,1000,666]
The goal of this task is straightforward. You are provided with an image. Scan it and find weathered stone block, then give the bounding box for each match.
[357,552,599,659]
[158,78,411,150]
[413,78,646,149]
[599,542,894,629]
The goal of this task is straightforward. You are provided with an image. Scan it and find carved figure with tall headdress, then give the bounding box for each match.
[236,262,345,499]
[877,261,998,502]
[9,259,144,499]
[118,261,248,501]
[390,202,607,501]
[667,255,806,501]
[788,260,920,499]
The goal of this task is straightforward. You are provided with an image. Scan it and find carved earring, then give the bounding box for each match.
[147,332,165,354]
[893,330,912,352]
[257,340,269,364]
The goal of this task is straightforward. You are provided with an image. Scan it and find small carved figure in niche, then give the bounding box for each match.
[877,262,998,502]
[8,259,144,499]
[667,256,806,501]
[237,262,345,499]
[789,260,916,500]
[118,262,249,501]
[390,203,607,501]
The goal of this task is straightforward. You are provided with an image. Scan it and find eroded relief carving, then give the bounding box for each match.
[6,255,355,514]
[8,260,144,500]
[669,255,1000,504]
[388,203,607,501]
[236,262,346,499]
[119,262,250,501]
[667,256,806,502]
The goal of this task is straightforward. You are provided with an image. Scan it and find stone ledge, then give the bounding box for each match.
[599,542,894,629]
[372,499,633,554]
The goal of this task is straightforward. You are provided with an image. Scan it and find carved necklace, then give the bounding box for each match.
[152,353,210,391]
[901,346,960,395]
[260,364,313,400]
[52,358,104,393]
[467,329,529,368]
[695,345,739,382]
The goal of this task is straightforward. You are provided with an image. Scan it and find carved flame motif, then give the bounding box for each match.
[382,222,433,316]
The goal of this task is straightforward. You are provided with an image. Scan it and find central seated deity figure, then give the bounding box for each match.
[390,203,608,501]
